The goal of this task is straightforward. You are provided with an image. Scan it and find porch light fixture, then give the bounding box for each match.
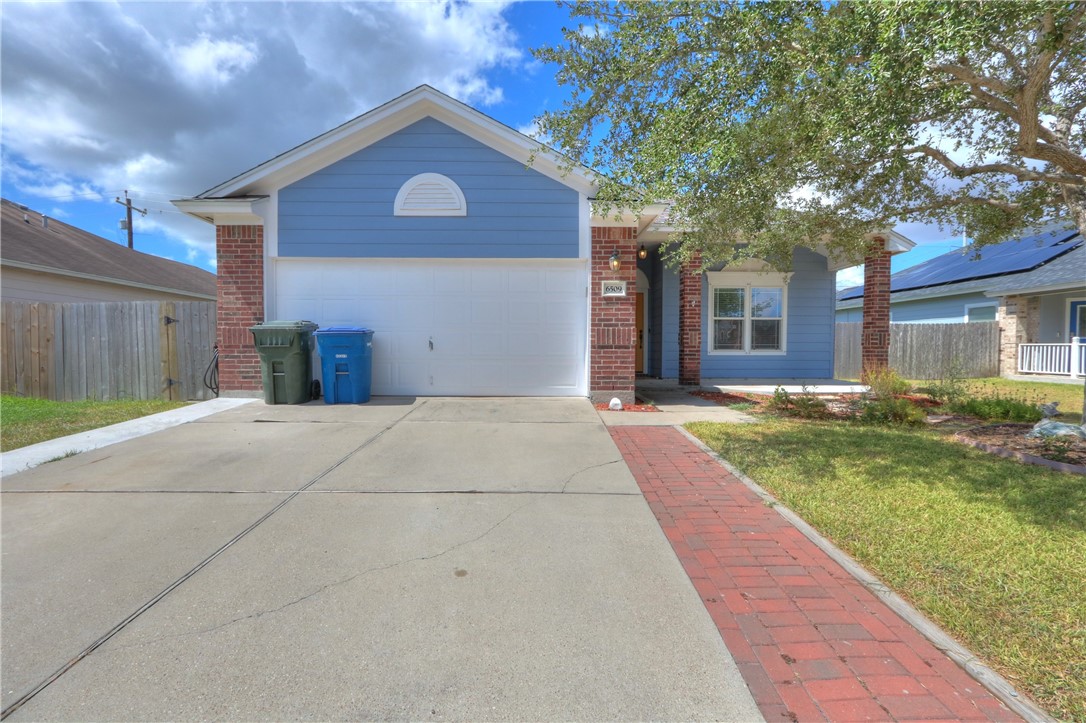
[638,244,648,260]
[609,248,621,272]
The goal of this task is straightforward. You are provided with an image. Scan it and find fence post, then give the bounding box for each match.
[1072,337,1082,379]
[160,302,180,400]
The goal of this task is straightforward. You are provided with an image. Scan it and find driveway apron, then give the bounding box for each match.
[1,398,761,721]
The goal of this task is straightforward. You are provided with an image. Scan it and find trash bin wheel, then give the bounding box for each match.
[311,379,322,400]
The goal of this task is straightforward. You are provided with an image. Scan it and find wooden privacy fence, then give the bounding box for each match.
[835,321,1000,380]
[1,300,217,401]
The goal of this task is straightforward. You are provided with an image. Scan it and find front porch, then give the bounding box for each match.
[1016,339,1086,379]
[637,377,868,397]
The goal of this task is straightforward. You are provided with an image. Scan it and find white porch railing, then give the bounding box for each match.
[1017,337,1085,378]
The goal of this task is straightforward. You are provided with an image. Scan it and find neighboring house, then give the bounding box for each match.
[1,198,216,304]
[836,227,1086,377]
[175,85,912,402]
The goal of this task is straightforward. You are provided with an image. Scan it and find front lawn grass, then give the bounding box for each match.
[0,395,188,452]
[915,376,1084,422]
[687,418,1086,721]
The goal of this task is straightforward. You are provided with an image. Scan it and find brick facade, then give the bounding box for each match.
[861,241,892,379]
[216,224,264,394]
[679,253,703,386]
[998,294,1040,375]
[590,226,637,404]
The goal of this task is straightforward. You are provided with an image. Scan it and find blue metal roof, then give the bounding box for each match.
[837,227,1082,301]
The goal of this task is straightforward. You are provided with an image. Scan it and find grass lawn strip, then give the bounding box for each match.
[0,395,189,452]
[687,418,1086,722]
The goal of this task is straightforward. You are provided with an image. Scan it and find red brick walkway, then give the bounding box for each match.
[611,426,1018,722]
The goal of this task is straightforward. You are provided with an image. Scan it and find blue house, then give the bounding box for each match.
[836,228,1085,376]
[175,86,913,401]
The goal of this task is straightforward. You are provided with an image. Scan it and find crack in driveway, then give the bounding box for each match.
[0,401,427,721]
[104,498,535,653]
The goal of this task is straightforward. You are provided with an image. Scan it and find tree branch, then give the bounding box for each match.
[986,39,1026,80]
[903,144,1086,185]
[903,196,1023,214]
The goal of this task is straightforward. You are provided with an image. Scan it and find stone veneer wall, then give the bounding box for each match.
[998,294,1040,375]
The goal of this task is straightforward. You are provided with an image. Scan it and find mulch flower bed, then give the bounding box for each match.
[688,390,765,405]
[689,389,1086,469]
[956,423,1086,470]
[594,401,661,412]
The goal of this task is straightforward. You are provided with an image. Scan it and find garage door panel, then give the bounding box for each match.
[320,299,358,325]
[507,269,543,292]
[470,269,506,293]
[433,268,470,294]
[275,259,587,396]
[470,300,504,325]
[507,301,542,325]
[546,270,581,293]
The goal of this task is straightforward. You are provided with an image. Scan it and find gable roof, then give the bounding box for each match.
[181,85,598,214]
[837,226,1082,305]
[1,198,216,299]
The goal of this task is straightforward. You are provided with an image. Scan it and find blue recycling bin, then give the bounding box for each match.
[313,327,375,404]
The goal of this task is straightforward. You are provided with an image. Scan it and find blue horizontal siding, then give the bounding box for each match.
[891,292,991,322]
[699,248,835,379]
[836,308,863,322]
[660,261,680,378]
[279,117,579,259]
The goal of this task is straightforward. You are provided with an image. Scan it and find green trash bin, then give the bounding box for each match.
[249,321,319,404]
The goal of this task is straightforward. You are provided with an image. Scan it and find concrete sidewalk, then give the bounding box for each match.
[1,398,761,721]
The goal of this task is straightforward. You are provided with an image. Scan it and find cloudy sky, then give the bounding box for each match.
[1,1,961,284]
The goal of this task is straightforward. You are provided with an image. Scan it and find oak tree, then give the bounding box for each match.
[535,1,1086,266]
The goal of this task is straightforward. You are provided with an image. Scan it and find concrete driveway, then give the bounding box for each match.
[1,397,761,721]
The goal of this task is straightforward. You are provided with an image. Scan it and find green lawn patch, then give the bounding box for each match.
[0,395,189,452]
[687,418,1086,721]
[915,377,1084,422]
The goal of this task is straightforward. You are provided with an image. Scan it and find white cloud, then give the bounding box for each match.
[516,118,550,144]
[1,1,527,255]
[171,34,258,88]
[835,265,864,290]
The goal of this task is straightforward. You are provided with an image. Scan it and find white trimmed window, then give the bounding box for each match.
[394,173,467,216]
[964,302,997,322]
[707,271,790,354]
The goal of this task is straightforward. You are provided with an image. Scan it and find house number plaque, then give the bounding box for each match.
[601,281,627,297]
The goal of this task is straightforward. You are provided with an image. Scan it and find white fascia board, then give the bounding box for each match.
[820,230,917,271]
[198,86,598,198]
[590,202,668,229]
[868,229,916,254]
[984,281,1086,298]
[1,260,215,300]
[172,197,265,225]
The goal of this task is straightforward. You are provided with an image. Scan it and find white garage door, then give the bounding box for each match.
[274,259,588,397]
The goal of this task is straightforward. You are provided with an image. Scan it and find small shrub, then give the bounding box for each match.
[859,397,927,426]
[1039,436,1076,464]
[766,386,828,419]
[951,394,1043,422]
[864,367,912,398]
[768,385,792,412]
[926,359,970,405]
[792,386,828,418]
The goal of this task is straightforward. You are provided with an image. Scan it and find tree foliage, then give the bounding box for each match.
[535,1,1086,267]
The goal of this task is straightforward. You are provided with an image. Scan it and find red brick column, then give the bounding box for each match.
[679,253,703,386]
[216,224,264,394]
[590,226,638,404]
[861,239,891,379]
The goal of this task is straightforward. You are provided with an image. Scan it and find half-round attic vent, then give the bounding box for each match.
[394,173,467,216]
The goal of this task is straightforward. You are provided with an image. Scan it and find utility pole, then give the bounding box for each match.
[114,190,148,249]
